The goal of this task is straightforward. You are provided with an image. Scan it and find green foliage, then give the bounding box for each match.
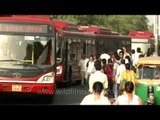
[52,15,149,35]
[104,15,149,35]
[148,24,154,33]
[52,15,79,23]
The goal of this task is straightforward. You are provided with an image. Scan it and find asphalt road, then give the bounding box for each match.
[0,82,114,105]
[53,83,90,105]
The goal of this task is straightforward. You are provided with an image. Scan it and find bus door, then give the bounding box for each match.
[66,37,82,82]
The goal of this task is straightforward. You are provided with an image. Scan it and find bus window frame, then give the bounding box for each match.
[56,32,63,63]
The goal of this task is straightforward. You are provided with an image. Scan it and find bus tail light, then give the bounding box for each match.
[36,72,55,83]
[56,65,63,75]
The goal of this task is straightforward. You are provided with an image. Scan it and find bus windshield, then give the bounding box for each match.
[0,35,54,69]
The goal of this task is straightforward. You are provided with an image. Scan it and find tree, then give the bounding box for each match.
[52,15,78,23]
[148,24,154,33]
[52,15,106,25]
[104,15,149,35]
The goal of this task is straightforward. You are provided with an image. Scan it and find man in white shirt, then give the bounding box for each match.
[115,59,126,98]
[78,54,89,85]
[86,55,95,83]
[112,53,120,98]
[80,81,111,105]
[131,49,135,66]
[122,47,130,58]
[134,47,142,66]
[100,49,110,63]
[89,60,108,96]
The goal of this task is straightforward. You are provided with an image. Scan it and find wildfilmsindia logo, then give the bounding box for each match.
[56,88,89,95]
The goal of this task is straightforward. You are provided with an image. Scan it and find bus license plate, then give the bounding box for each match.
[12,85,22,92]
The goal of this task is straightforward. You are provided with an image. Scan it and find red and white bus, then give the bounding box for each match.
[53,20,131,84]
[129,31,155,54]
[0,15,56,98]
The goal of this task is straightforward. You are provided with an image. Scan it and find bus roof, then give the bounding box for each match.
[52,19,130,40]
[52,20,82,32]
[62,30,130,40]
[52,20,69,31]
[77,25,119,35]
[52,19,121,35]
[0,15,52,24]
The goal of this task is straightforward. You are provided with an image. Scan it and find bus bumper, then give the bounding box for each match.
[0,83,56,95]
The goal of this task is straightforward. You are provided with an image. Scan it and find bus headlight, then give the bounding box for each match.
[43,76,53,82]
[36,72,55,83]
[56,66,63,75]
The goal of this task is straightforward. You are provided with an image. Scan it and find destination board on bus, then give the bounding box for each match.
[0,23,52,34]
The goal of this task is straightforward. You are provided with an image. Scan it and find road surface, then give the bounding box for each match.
[0,82,114,105]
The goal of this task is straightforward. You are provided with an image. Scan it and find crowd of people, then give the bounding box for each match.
[78,47,155,105]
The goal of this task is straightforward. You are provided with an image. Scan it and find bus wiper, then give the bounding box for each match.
[0,59,45,72]
[0,59,24,62]
[15,63,45,72]
[0,59,33,64]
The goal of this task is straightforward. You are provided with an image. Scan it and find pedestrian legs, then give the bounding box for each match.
[113,82,118,98]
[81,71,85,85]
